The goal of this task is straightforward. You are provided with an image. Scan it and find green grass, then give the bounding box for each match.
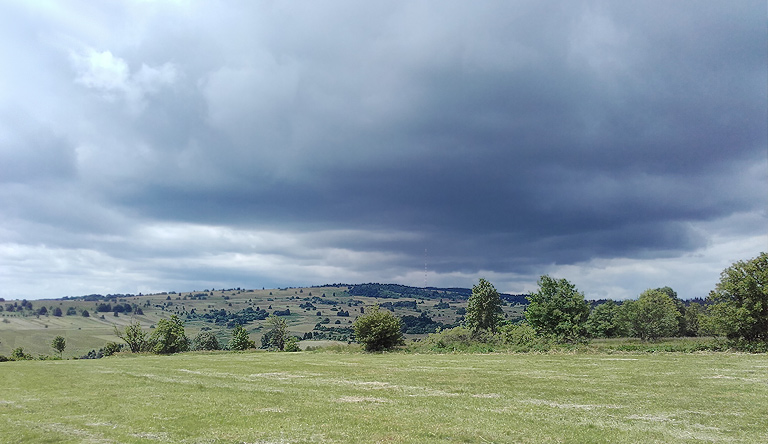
[1,351,767,443]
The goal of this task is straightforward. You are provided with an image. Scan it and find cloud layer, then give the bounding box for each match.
[1,1,765,300]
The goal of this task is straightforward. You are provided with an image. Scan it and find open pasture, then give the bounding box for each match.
[0,286,524,357]
[1,352,767,443]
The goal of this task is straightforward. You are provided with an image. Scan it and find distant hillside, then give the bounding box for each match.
[349,283,529,305]
[1,284,527,358]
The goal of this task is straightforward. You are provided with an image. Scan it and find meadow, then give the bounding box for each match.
[0,286,525,358]
[1,351,767,443]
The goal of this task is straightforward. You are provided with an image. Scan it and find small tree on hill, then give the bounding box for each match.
[229,325,254,350]
[353,306,404,351]
[465,278,503,333]
[526,275,590,341]
[51,336,66,357]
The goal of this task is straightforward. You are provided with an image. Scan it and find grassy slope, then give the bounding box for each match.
[0,286,524,357]
[1,352,767,443]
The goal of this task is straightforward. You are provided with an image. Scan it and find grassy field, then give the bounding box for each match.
[1,351,767,443]
[0,286,525,357]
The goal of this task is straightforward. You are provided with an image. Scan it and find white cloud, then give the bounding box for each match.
[71,47,178,112]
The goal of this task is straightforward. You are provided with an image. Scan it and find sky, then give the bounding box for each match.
[0,1,766,301]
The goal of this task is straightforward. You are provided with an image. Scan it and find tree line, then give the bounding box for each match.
[2,252,764,360]
[353,252,768,351]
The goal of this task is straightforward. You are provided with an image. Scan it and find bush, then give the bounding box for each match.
[353,306,404,351]
[498,323,555,352]
[193,331,221,351]
[11,347,32,361]
[284,336,301,352]
[102,342,123,357]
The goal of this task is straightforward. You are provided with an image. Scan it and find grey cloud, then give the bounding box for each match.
[0,1,765,300]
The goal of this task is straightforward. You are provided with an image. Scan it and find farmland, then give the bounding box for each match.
[0,285,526,357]
[1,351,767,443]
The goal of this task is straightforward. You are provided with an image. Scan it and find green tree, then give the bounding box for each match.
[193,331,221,351]
[706,252,768,341]
[228,325,254,350]
[353,306,405,351]
[465,278,503,333]
[585,300,623,338]
[526,275,590,341]
[149,315,190,354]
[52,307,63,317]
[266,316,288,351]
[621,289,680,341]
[682,302,703,337]
[51,336,66,357]
[114,321,149,353]
[654,286,687,336]
[284,336,301,352]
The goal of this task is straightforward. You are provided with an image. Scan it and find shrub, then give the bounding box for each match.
[353,306,405,352]
[193,331,221,351]
[284,336,301,352]
[102,342,123,357]
[11,347,32,361]
[498,322,555,352]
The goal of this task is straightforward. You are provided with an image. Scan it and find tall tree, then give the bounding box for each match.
[654,286,687,336]
[621,289,680,341]
[265,316,288,351]
[585,300,623,338]
[706,252,768,342]
[526,275,590,341]
[465,278,503,333]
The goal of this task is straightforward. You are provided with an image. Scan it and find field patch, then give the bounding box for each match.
[0,352,766,443]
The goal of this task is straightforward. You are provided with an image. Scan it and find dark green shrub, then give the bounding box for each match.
[353,306,404,351]
[193,331,221,351]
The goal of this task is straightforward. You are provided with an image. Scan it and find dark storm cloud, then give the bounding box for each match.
[0,1,765,300]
